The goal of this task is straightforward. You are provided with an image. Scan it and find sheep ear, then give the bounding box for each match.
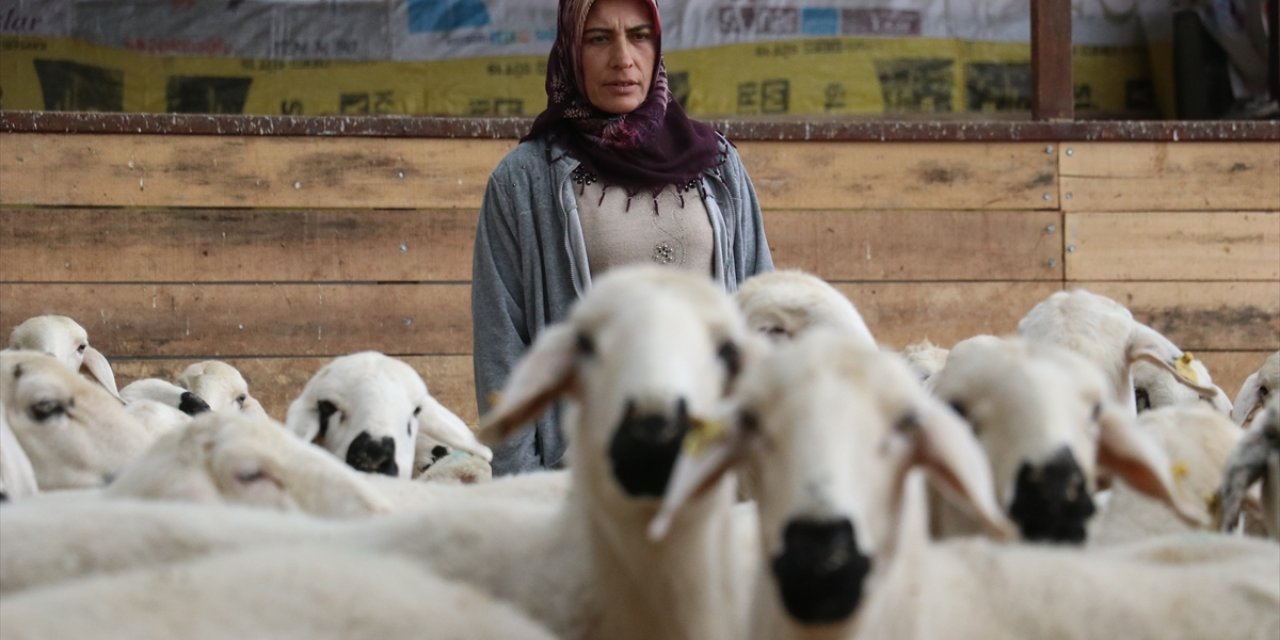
[478,324,579,446]
[1097,404,1209,527]
[1231,371,1264,427]
[416,395,493,462]
[1215,421,1273,531]
[81,346,122,403]
[648,405,750,541]
[905,398,1017,540]
[888,469,932,565]
[1127,324,1219,397]
[286,397,336,444]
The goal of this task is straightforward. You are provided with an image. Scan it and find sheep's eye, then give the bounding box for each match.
[1134,388,1151,412]
[29,399,68,422]
[76,344,87,354]
[235,469,272,485]
[431,445,449,460]
[762,326,788,338]
[235,393,247,407]
[1260,386,1271,400]
[1091,402,1103,421]
[894,411,919,433]
[948,401,968,421]
[413,406,422,416]
[717,340,741,380]
[575,332,595,358]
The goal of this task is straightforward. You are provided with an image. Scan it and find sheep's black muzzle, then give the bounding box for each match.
[1008,446,1095,543]
[346,432,399,477]
[772,518,871,624]
[178,391,211,416]
[608,398,689,498]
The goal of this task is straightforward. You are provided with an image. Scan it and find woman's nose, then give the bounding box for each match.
[610,42,635,69]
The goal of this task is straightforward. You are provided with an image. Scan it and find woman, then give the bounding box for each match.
[471,0,773,475]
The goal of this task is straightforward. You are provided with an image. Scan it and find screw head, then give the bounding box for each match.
[1043,192,1053,201]
[1045,145,1054,154]
[1067,244,1077,253]
[1065,148,1074,156]
[293,180,302,189]
[1047,258,1058,268]
[1045,224,1056,234]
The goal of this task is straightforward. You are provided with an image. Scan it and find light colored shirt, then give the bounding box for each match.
[575,179,714,278]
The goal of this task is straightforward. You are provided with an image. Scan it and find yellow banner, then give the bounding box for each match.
[0,35,1154,117]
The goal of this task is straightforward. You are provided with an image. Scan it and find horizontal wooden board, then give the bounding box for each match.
[828,281,1063,348]
[0,134,515,209]
[7,281,1272,365]
[1075,281,1280,351]
[0,208,478,283]
[2,208,1061,283]
[1060,142,1280,211]
[113,355,478,427]
[737,141,1059,211]
[769,210,1062,281]
[1065,211,1280,281]
[0,283,472,357]
[1,134,1058,212]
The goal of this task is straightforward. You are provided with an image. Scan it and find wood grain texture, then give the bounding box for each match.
[1064,211,1280,281]
[0,134,515,209]
[767,210,1062,280]
[737,142,1059,211]
[1059,142,1280,211]
[113,355,478,426]
[0,208,478,282]
[1075,281,1280,351]
[0,283,472,357]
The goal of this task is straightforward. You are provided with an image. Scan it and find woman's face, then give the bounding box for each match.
[580,0,656,115]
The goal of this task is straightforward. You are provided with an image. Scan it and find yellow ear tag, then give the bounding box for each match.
[487,390,503,408]
[683,416,727,457]
[1174,353,1199,385]
[1171,461,1190,482]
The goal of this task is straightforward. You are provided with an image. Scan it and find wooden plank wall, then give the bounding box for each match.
[1,134,1277,424]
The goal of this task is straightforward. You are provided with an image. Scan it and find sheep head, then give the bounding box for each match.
[7,314,121,401]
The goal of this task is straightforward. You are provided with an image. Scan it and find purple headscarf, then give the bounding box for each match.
[524,0,723,192]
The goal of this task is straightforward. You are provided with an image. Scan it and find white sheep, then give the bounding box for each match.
[0,266,761,640]
[7,314,121,400]
[0,405,38,501]
[284,351,491,479]
[0,350,167,490]
[1017,289,1224,415]
[119,377,209,435]
[1218,394,1280,540]
[734,269,875,345]
[901,338,949,386]
[175,360,268,419]
[927,334,1205,543]
[1132,355,1233,415]
[0,545,560,640]
[1087,404,1243,545]
[102,411,393,518]
[1232,350,1279,428]
[651,328,1280,640]
[120,378,211,417]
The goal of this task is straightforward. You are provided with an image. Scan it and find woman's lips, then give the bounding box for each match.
[604,81,640,95]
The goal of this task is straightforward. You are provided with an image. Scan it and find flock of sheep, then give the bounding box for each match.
[0,263,1277,639]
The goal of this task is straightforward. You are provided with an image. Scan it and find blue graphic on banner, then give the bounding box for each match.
[801,8,838,36]
[409,0,491,33]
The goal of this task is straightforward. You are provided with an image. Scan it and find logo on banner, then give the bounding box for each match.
[409,0,491,33]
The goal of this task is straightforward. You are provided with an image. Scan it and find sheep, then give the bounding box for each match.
[0,350,167,490]
[284,351,492,479]
[1132,355,1233,415]
[0,545,559,640]
[1016,289,1224,416]
[1,266,761,640]
[901,338,949,387]
[0,405,38,501]
[175,360,267,419]
[6,314,121,400]
[650,328,1280,640]
[1218,394,1280,540]
[102,411,393,518]
[120,378,211,417]
[1232,350,1280,428]
[734,269,875,345]
[927,334,1205,543]
[1087,404,1243,545]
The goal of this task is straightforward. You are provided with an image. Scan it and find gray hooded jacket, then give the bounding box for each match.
[471,133,773,475]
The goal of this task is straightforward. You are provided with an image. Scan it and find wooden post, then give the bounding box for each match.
[1031,0,1074,121]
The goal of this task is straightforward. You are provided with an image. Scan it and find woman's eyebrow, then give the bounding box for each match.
[583,23,654,35]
